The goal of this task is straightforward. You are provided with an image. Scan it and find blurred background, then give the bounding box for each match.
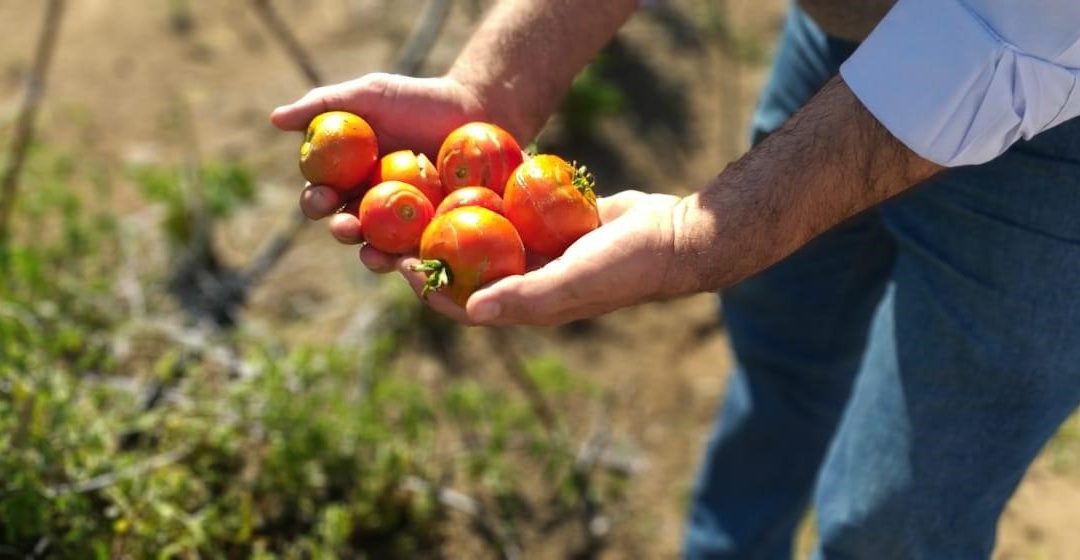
[1,1,1078,558]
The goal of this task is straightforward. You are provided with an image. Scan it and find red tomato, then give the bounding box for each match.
[358,181,435,254]
[371,150,444,207]
[502,154,600,258]
[299,111,378,191]
[415,207,525,306]
[434,186,504,216]
[436,122,523,195]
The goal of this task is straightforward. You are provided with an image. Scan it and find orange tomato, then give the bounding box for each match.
[358,181,434,254]
[299,111,378,192]
[434,186,504,216]
[436,122,523,196]
[503,154,599,258]
[371,149,445,207]
[415,206,525,306]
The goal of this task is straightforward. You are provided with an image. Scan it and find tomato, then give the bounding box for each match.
[502,154,600,258]
[436,122,523,195]
[358,181,435,254]
[299,111,378,192]
[414,207,526,306]
[434,186,504,216]
[371,149,444,207]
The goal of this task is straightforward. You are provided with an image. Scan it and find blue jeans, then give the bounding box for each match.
[683,5,1080,559]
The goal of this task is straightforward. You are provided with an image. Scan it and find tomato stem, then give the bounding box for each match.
[411,259,452,299]
[571,162,597,205]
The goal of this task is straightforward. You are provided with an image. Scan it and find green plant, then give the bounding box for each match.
[130,159,254,247]
[559,58,626,138]
[1,145,622,558]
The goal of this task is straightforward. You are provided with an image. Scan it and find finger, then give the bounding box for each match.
[329,213,364,244]
[596,189,648,223]
[397,257,472,324]
[270,74,390,131]
[465,260,581,326]
[271,85,349,131]
[300,184,346,219]
[358,244,398,274]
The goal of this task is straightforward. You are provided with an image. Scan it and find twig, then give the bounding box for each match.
[250,0,323,87]
[106,317,254,449]
[394,0,454,76]
[31,537,50,559]
[162,90,249,326]
[571,428,612,558]
[707,0,742,161]
[114,318,256,378]
[236,0,455,298]
[484,327,557,431]
[593,447,647,477]
[233,0,320,300]
[105,316,255,442]
[177,91,209,257]
[46,445,193,497]
[0,0,66,244]
[115,213,154,319]
[238,207,306,288]
[402,475,522,560]
[574,430,611,472]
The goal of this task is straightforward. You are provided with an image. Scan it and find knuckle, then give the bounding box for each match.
[302,85,329,101]
[355,73,389,97]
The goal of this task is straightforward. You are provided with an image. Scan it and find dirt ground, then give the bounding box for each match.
[3,1,1079,558]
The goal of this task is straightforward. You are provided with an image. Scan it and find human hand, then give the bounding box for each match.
[270,73,488,234]
[366,190,690,326]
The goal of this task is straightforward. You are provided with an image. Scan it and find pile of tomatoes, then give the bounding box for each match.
[298,111,600,305]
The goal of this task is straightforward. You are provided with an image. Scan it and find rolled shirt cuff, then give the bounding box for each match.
[840,0,1080,167]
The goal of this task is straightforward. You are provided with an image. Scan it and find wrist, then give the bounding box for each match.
[445,64,535,143]
[649,195,701,299]
[666,193,730,296]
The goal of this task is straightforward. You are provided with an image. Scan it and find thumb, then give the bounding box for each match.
[465,260,584,326]
[270,74,392,131]
[597,189,649,223]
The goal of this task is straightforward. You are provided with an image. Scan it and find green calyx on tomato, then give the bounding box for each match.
[413,259,453,299]
[571,162,597,206]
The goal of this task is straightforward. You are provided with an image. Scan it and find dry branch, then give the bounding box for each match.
[402,475,523,560]
[570,427,612,557]
[46,445,193,497]
[485,327,557,431]
[250,0,323,87]
[239,208,307,288]
[0,0,66,244]
[394,0,454,76]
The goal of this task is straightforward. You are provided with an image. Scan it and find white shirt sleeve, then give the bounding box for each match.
[839,0,1080,167]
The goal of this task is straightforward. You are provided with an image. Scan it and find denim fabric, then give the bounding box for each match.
[683,4,1080,560]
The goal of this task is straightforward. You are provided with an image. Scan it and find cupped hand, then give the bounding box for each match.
[378,190,687,326]
[271,73,488,228]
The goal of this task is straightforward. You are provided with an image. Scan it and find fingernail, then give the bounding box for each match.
[472,301,500,322]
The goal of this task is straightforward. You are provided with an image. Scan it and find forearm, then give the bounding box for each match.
[669,76,943,293]
[447,0,638,141]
